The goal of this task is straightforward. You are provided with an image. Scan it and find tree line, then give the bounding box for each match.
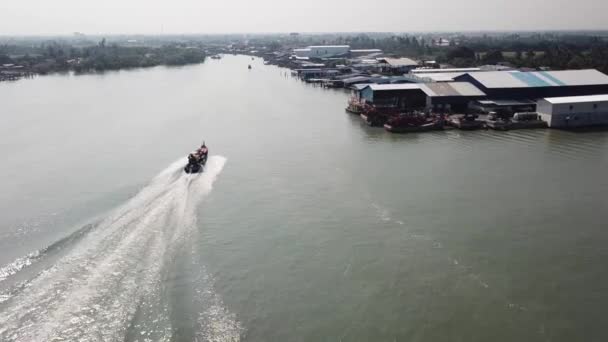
[0,39,207,75]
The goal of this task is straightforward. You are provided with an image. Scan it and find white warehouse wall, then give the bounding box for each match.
[538,98,608,128]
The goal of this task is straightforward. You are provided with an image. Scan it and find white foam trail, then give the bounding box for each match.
[0,156,239,341]
[371,203,391,222]
[194,260,242,342]
[0,251,41,283]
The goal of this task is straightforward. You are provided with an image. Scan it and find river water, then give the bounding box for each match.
[1,55,608,341]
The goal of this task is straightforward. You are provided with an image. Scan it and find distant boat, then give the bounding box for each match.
[248,65,252,70]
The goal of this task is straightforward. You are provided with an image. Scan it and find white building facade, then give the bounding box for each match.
[537,94,608,128]
[293,45,350,59]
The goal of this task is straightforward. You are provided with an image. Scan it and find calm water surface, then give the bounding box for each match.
[1,55,608,341]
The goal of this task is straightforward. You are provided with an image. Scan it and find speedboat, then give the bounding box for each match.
[184,144,208,174]
[184,156,206,173]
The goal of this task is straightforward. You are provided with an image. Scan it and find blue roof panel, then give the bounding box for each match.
[538,71,567,86]
[510,72,552,87]
[466,69,608,88]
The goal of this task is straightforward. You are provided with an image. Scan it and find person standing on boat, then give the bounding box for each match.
[195,143,208,162]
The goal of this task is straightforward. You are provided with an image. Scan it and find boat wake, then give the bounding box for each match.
[0,156,241,341]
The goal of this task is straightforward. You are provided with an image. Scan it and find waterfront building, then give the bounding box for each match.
[294,68,340,79]
[294,45,351,59]
[407,66,512,83]
[377,57,419,73]
[411,67,482,75]
[359,82,487,112]
[470,99,537,114]
[350,49,383,58]
[360,84,427,109]
[421,82,486,112]
[293,46,383,60]
[454,69,608,100]
[405,72,474,83]
[537,94,608,128]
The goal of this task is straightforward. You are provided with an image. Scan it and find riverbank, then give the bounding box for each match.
[0,42,207,82]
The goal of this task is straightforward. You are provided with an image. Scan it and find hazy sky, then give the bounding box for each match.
[1,0,607,35]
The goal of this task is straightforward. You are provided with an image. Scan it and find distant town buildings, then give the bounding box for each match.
[294,45,351,59]
[0,63,30,81]
[433,38,451,47]
[350,49,383,58]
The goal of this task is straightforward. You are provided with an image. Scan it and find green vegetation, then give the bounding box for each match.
[0,38,206,75]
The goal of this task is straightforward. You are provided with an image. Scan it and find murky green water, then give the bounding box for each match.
[1,55,608,341]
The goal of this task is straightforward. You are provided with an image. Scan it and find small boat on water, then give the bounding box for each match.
[384,113,444,133]
[447,114,485,130]
[361,113,392,127]
[345,107,360,114]
[248,64,252,70]
[384,122,442,133]
[345,98,368,114]
[184,142,209,174]
[358,105,400,126]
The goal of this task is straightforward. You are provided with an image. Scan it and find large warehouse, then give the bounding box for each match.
[360,84,427,109]
[454,69,608,99]
[537,94,608,128]
[359,82,486,111]
[421,82,486,112]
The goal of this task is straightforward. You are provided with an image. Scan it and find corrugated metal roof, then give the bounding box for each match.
[351,49,383,52]
[308,45,350,49]
[363,82,485,96]
[465,69,608,89]
[415,72,468,82]
[412,67,481,74]
[543,69,608,86]
[343,76,372,84]
[477,99,536,106]
[335,73,367,80]
[379,58,418,67]
[448,82,486,97]
[543,94,608,104]
[367,84,421,91]
[421,82,486,97]
[352,83,372,90]
[464,71,524,88]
